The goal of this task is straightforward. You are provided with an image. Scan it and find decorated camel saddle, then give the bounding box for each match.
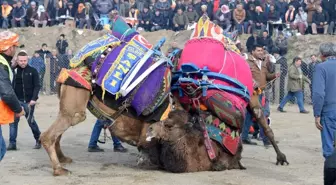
[57,16,177,123]
[171,15,253,156]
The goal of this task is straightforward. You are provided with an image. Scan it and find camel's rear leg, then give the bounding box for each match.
[55,134,73,164]
[41,85,90,176]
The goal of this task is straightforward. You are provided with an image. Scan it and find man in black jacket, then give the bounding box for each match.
[0,30,25,162]
[56,34,69,55]
[7,51,42,150]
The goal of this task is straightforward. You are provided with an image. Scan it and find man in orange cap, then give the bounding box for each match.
[0,30,25,162]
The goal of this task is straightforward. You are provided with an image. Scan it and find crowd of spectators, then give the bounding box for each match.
[1,0,335,35]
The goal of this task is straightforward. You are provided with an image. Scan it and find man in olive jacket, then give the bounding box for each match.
[277,57,310,113]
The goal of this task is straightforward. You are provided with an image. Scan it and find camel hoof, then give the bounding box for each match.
[59,157,73,164]
[53,167,72,176]
[239,161,246,170]
[276,152,289,166]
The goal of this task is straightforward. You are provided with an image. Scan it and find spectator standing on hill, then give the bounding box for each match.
[11,1,26,27]
[37,43,52,60]
[1,1,12,29]
[277,57,310,113]
[7,51,41,151]
[322,0,336,35]
[56,34,69,55]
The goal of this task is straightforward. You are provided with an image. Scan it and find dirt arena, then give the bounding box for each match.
[0,95,323,185]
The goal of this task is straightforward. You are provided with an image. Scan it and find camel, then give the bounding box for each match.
[40,15,289,176]
[145,105,289,173]
[145,109,245,172]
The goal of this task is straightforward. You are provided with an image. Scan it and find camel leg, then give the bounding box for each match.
[40,116,72,176]
[55,134,73,164]
[248,94,289,165]
[41,85,90,176]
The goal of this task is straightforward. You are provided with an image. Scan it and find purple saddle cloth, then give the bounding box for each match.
[91,33,169,116]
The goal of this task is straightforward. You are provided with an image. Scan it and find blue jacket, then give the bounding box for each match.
[29,57,45,74]
[312,57,336,117]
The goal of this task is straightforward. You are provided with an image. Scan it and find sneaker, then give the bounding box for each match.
[7,144,17,151]
[242,139,257,145]
[300,110,309,114]
[34,141,41,149]
[88,146,105,152]
[113,145,128,153]
[277,107,286,112]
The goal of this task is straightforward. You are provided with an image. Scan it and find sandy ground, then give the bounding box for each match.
[0,95,323,185]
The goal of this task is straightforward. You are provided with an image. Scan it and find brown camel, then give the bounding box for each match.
[145,93,289,172]
[40,84,152,176]
[145,109,245,172]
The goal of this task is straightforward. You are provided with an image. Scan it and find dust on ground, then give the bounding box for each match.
[0,95,324,185]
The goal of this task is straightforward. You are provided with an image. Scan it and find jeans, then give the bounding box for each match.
[9,102,41,146]
[0,126,6,161]
[242,94,269,143]
[321,111,336,158]
[235,21,244,34]
[88,119,122,148]
[278,91,305,112]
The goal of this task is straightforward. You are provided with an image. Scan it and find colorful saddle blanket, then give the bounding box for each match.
[172,16,253,131]
[71,16,173,117]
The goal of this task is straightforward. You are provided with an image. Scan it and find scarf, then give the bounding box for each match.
[285,9,295,22]
[37,5,45,17]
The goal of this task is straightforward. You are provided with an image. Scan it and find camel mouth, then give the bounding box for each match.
[146,132,155,142]
[146,129,156,142]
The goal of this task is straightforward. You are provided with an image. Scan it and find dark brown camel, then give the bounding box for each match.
[145,109,245,172]
[145,94,289,172]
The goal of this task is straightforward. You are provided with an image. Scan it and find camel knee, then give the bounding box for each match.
[71,111,86,126]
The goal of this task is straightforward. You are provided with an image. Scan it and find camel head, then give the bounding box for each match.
[146,110,195,143]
